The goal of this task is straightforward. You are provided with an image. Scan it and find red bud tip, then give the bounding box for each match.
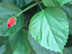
[7,17,16,27]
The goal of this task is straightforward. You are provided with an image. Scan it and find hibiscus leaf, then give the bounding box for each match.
[0,2,24,36]
[42,0,71,7]
[29,8,69,53]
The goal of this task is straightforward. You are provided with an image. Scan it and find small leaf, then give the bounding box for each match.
[0,2,24,36]
[29,8,69,53]
[42,0,71,7]
[2,0,33,8]
[9,29,30,54]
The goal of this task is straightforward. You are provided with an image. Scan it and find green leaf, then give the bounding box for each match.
[0,37,13,54]
[0,2,24,36]
[0,45,6,54]
[68,0,72,4]
[63,48,71,54]
[28,33,58,54]
[28,34,71,54]
[61,3,72,34]
[9,29,30,54]
[0,45,13,54]
[28,46,36,54]
[42,0,71,7]
[2,0,33,8]
[29,8,69,53]
[4,38,13,54]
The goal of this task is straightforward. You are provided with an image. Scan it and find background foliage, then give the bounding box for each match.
[0,0,72,54]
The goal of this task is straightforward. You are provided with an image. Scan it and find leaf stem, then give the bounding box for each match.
[37,0,43,11]
[16,2,42,17]
[38,4,43,11]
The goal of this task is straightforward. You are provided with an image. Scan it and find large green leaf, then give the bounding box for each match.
[9,29,30,54]
[0,2,24,36]
[2,0,33,8]
[61,3,72,34]
[29,8,69,53]
[28,34,71,54]
[42,0,71,7]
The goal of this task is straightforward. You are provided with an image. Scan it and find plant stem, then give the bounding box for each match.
[16,3,37,17]
[37,0,43,11]
[38,3,43,11]
[16,2,42,17]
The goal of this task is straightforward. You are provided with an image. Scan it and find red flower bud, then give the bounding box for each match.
[7,17,16,27]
